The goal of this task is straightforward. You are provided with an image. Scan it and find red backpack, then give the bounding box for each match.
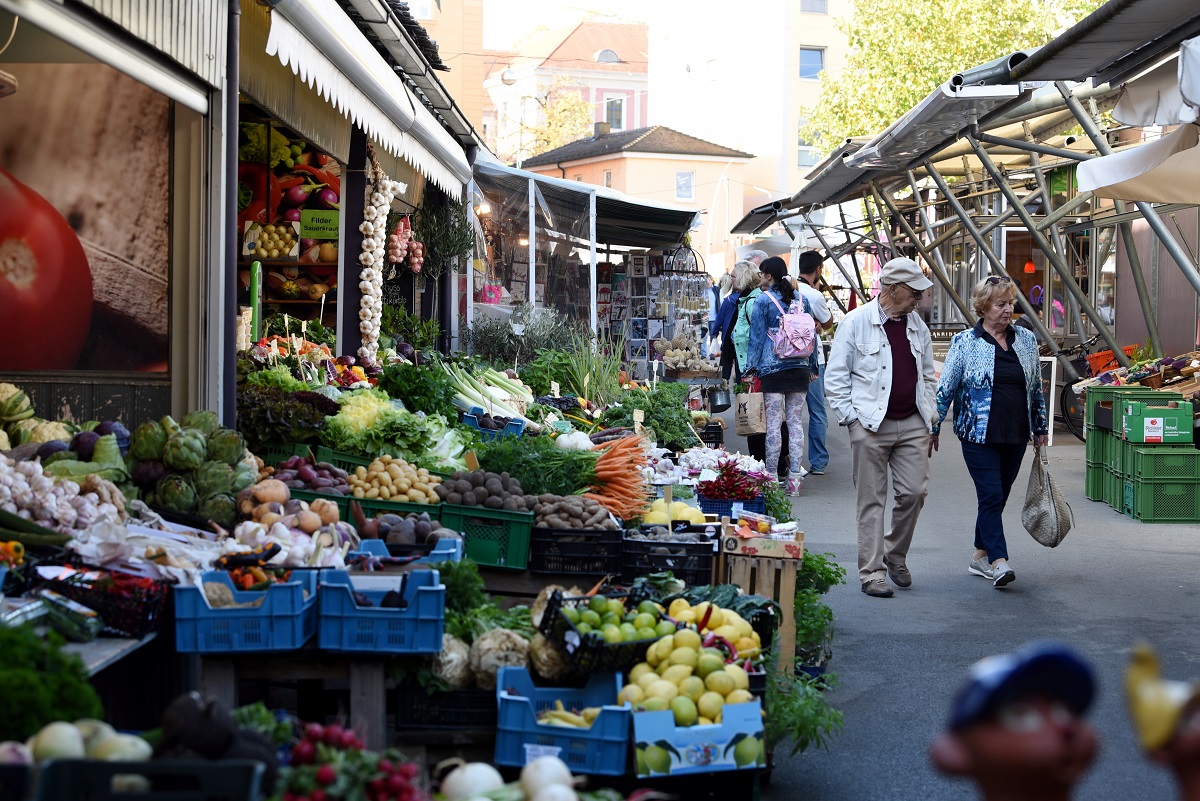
[764,292,817,360]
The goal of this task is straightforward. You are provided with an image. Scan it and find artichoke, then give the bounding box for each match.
[198,493,237,528]
[206,427,247,467]
[194,461,235,497]
[163,429,207,472]
[182,410,221,438]
[160,415,181,438]
[155,474,197,514]
[130,421,168,461]
[231,462,257,493]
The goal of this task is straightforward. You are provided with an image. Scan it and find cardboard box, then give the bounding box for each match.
[633,699,764,777]
[721,531,804,560]
[1122,400,1194,444]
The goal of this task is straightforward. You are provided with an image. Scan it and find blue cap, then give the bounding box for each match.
[948,642,1096,730]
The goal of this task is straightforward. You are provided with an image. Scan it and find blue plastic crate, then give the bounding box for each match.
[349,537,464,563]
[696,495,765,519]
[174,570,318,653]
[463,406,525,440]
[495,667,631,776]
[317,569,445,653]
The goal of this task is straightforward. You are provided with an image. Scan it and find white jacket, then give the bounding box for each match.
[824,299,937,433]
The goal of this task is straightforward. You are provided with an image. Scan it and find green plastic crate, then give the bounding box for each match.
[1085,386,1180,423]
[1128,446,1200,481]
[1105,433,1126,473]
[313,446,373,474]
[440,504,533,570]
[254,442,315,468]
[1104,469,1124,510]
[1085,463,1105,501]
[359,497,443,521]
[1124,478,1200,523]
[1084,425,1105,462]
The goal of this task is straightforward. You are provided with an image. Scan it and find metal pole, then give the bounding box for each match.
[907,169,976,322]
[1113,206,1163,356]
[1057,80,1200,297]
[528,177,536,308]
[805,212,870,303]
[589,190,597,336]
[871,182,975,323]
[862,195,894,260]
[839,204,870,295]
[973,131,1094,163]
[1035,190,1094,231]
[925,161,1079,379]
[966,135,1130,368]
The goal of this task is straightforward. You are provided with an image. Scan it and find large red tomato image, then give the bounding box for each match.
[0,167,94,370]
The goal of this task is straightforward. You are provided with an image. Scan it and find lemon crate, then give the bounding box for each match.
[440,504,533,570]
[1084,462,1105,502]
[317,569,444,653]
[696,495,766,519]
[632,699,764,778]
[495,667,631,776]
[174,570,318,653]
[528,526,624,576]
[1126,445,1200,481]
[1122,478,1200,523]
[536,590,661,675]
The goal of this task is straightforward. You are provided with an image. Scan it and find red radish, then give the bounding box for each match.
[315,764,337,785]
[0,167,94,369]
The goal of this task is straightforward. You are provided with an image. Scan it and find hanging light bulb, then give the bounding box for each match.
[1024,257,1037,273]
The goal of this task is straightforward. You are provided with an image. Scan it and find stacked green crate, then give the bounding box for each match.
[1123,446,1200,522]
[1084,386,1184,512]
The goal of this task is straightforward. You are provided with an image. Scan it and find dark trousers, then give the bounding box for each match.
[960,439,1028,562]
[746,425,789,478]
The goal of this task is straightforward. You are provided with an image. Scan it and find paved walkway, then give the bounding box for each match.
[713,405,1199,801]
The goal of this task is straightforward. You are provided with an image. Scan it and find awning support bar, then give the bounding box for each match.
[1035,190,1094,230]
[924,160,1079,380]
[972,130,1095,163]
[804,212,870,303]
[1056,80,1200,298]
[966,135,1130,369]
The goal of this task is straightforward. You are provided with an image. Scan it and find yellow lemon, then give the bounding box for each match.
[637,671,662,691]
[618,684,646,706]
[678,676,706,703]
[724,662,750,691]
[698,716,713,726]
[629,662,654,684]
[644,744,672,774]
[696,653,725,679]
[713,625,740,643]
[676,610,697,624]
[646,643,661,667]
[670,695,699,727]
[661,664,694,686]
[704,670,735,697]
[725,689,755,705]
[668,598,691,619]
[733,736,760,767]
[693,602,724,629]
[653,635,676,664]
[672,628,703,651]
[698,691,725,720]
[668,647,699,669]
[641,696,669,712]
[735,637,758,655]
[646,680,679,702]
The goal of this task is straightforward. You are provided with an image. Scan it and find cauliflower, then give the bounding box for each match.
[433,634,472,689]
[29,421,73,444]
[468,628,530,690]
[0,430,9,451]
[0,383,22,405]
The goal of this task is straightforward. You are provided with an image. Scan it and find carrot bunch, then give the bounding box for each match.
[584,436,651,521]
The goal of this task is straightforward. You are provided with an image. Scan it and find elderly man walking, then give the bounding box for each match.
[824,257,937,598]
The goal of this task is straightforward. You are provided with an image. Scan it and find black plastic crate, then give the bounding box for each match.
[529,527,623,575]
[396,686,498,730]
[620,534,718,587]
[699,423,725,447]
[34,760,264,801]
[537,591,660,675]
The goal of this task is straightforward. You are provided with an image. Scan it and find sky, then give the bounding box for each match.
[482,0,648,50]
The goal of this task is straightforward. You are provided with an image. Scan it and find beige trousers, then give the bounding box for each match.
[847,413,931,583]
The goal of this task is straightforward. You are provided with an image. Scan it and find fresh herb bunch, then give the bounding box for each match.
[236,385,328,450]
[600,383,699,452]
[794,588,834,655]
[562,330,623,407]
[796,551,846,595]
[376,361,457,420]
[380,304,441,352]
[411,199,475,282]
[462,303,586,368]
[476,436,599,496]
[430,558,490,615]
[231,702,295,746]
[446,604,535,644]
[263,313,336,347]
[762,479,792,523]
[246,364,309,393]
[0,625,103,741]
[519,350,576,398]
[763,663,843,756]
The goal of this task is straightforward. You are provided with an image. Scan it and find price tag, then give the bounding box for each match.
[545,413,559,425]
[464,450,479,471]
[731,501,745,519]
[551,381,560,398]
[633,409,645,423]
[698,468,718,482]
[524,744,563,763]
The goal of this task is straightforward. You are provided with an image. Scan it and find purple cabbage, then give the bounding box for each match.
[70,430,101,461]
[132,460,170,489]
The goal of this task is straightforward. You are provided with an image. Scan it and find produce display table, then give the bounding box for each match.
[64,633,158,677]
[198,649,387,750]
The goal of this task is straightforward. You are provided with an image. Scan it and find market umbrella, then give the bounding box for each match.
[1076,122,1200,204]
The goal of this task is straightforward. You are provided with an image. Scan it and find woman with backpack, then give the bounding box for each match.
[747,257,818,496]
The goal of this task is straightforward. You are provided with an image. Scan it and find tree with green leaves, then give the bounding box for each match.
[800,0,1104,154]
[507,77,593,164]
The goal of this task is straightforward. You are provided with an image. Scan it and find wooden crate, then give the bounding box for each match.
[720,521,804,677]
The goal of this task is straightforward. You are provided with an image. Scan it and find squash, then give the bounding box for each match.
[308,282,330,300]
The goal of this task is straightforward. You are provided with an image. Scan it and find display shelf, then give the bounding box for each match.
[263,299,337,305]
[239,259,338,268]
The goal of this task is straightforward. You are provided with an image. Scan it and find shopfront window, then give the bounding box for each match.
[1094,226,1117,329]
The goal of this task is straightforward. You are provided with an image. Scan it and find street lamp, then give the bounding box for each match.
[501,69,529,168]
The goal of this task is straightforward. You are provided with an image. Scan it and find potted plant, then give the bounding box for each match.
[761,654,844,785]
[793,551,845,675]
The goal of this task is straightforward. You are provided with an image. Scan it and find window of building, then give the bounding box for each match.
[594,49,621,63]
[604,96,625,131]
[574,174,583,182]
[799,47,825,80]
[604,170,613,188]
[800,0,827,12]
[675,171,695,201]
[407,0,433,19]
[797,120,821,168]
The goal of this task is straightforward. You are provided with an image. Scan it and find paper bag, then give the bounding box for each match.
[735,392,766,436]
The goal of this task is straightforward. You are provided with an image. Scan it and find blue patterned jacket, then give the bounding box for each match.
[933,321,1049,443]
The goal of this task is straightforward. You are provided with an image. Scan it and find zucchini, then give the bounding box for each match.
[34,588,104,642]
[0,526,73,548]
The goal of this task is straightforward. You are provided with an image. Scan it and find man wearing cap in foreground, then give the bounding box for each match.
[824,257,937,598]
[931,641,1098,801]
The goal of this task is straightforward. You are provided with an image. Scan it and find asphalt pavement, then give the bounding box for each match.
[712,404,1200,801]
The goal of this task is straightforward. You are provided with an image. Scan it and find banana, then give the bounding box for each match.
[581,707,601,725]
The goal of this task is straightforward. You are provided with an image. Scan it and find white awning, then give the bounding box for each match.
[1077,122,1200,203]
[266,0,470,198]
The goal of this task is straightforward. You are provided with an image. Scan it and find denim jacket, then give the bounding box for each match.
[747,288,818,378]
[933,321,1049,442]
[732,287,761,372]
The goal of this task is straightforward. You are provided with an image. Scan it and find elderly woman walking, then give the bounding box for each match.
[932,275,1049,588]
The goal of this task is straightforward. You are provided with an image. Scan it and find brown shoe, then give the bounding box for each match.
[885,560,912,588]
[860,578,893,598]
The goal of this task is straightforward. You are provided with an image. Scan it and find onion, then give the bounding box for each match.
[0,741,32,765]
[520,756,574,799]
[440,762,504,801]
[532,787,579,801]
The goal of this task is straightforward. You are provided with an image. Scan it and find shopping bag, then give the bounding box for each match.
[1021,445,1073,547]
[735,392,766,436]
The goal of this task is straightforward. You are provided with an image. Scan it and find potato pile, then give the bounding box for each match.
[533,494,620,531]
[348,455,441,503]
[377,511,460,546]
[432,470,534,512]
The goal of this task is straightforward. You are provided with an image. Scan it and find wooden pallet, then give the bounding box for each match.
[721,521,805,677]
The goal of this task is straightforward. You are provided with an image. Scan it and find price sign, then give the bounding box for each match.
[633,409,645,423]
[464,451,479,471]
[551,381,560,398]
[545,413,559,426]
[731,501,744,519]
[583,374,590,391]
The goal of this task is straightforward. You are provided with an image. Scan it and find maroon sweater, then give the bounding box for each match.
[884,318,919,420]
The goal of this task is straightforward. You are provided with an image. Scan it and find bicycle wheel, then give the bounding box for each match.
[1060,383,1086,442]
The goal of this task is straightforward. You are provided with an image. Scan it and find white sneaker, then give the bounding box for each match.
[968,558,994,579]
[992,562,1016,588]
